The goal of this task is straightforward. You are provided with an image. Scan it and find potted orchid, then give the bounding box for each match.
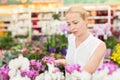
[0,55,65,80]
[92,61,120,80]
[45,21,68,56]
[65,64,92,80]
[65,64,81,80]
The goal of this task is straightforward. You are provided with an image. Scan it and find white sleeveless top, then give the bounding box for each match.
[66,33,103,69]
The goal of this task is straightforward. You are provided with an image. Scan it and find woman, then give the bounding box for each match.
[56,6,106,79]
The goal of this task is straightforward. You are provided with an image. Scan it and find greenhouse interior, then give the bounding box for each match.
[0,0,120,80]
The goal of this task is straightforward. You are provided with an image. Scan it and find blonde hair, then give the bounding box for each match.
[66,6,88,20]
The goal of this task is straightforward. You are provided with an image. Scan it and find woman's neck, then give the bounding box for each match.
[76,32,90,43]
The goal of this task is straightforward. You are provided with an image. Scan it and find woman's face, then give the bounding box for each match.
[66,12,87,37]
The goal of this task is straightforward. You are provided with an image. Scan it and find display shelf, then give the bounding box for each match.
[32,0,63,3]
[1,3,119,40]
[31,10,56,36]
[0,29,11,32]
[0,19,12,22]
[31,18,52,21]
[84,5,112,28]
[88,16,112,19]
[32,25,42,28]
[0,0,63,38]
[56,5,113,29]
[113,7,120,29]
[12,7,32,40]
[88,24,107,28]
[0,16,13,36]
[32,33,43,36]
[0,24,11,27]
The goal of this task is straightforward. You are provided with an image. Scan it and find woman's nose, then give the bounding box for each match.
[70,25,75,31]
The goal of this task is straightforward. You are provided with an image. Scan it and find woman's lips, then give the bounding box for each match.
[73,31,77,34]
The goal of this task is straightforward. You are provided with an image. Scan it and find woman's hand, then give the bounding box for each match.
[55,59,66,65]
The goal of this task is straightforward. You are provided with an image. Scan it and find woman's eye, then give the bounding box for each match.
[67,23,70,26]
[73,22,78,24]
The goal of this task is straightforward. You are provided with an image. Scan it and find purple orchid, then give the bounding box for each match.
[30,60,45,72]
[107,61,118,74]
[48,47,56,53]
[0,65,10,80]
[65,64,81,74]
[97,61,118,74]
[73,64,81,72]
[23,69,38,80]
[42,56,55,64]
[39,36,46,42]
[59,22,69,33]
[20,59,46,80]
[91,23,112,40]
[61,48,67,56]
[54,67,60,73]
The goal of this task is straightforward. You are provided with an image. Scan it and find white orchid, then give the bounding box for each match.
[9,55,30,71]
[112,69,120,80]
[35,73,44,80]
[44,71,53,80]
[40,20,68,35]
[18,56,30,70]
[10,71,30,80]
[8,69,17,79]
[9,58,21,70]
[80,71,92,80]
[92,67,109,80]
[8,55,30,79]
[47,63,55,74]
[103,75,112,80]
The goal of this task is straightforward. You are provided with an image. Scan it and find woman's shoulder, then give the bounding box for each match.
[91,34,106,52]
[89,34,106,49]
[90,34,104,44]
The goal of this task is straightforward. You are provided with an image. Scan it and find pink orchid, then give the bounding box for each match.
[59,22,69,33]
[65,64,81,74]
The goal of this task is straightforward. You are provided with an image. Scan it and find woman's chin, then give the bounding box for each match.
[73,33,78,37]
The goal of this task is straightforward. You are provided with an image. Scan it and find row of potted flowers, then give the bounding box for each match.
[0,55,120,80]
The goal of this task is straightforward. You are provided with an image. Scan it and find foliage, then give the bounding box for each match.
[9,40,47,60]
[0,35,67,66]
[0,35,17,50]
[52,13,60,20]
[105,36,117,49]
[45,34,68,56]
[0,50,17,66]
[110,43,120,67]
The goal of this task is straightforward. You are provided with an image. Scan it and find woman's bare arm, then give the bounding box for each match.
[83,42,106,74]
